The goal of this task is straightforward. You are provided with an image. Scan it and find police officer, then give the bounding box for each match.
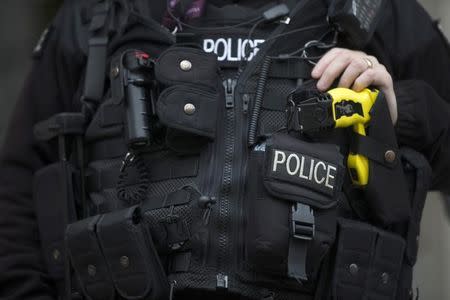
[0,0,449,299]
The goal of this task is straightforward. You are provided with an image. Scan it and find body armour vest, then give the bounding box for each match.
[32,1,432,299]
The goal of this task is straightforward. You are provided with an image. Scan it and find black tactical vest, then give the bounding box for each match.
[32,1,432,299]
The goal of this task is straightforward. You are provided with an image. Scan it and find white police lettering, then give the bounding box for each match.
[272,150,337,190]
[273,150,286,172]
[325,165,337,189]
[203,38,265,62]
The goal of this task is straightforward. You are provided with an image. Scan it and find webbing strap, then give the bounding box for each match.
[350,133,399,168]
[83,1,111,104]
[269,58,313,79]
[288,203,315,281]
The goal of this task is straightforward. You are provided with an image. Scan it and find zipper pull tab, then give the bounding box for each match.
[223,78,237,109]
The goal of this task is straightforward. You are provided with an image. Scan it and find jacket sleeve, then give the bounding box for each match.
[371,0,450,192]
[0,2,84,299]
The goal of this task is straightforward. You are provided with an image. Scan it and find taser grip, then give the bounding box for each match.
[327,88,379,186]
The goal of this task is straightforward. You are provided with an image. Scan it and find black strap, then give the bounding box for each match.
[269,58,313,79]
[34,113,86,142]
[83,1,112,105]
[350,133,398,168]
[288,203,315,281]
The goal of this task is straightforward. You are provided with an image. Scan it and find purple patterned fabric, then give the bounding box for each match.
[162,0,207,30]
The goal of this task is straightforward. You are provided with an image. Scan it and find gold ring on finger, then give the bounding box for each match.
[363,57,374,69]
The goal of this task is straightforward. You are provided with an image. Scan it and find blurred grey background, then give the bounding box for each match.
[0,0,448,299]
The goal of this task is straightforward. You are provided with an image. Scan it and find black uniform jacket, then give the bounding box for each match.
[0,0,449,299]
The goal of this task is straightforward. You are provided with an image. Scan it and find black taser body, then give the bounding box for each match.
[122,50,155,147]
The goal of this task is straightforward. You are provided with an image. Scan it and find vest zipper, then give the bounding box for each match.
[233,0,310,283]
[216,0,310,287]
[215,77,236,282]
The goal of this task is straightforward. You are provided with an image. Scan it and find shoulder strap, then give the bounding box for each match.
[82,0,112,115]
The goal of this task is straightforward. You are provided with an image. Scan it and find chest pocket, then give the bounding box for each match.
[243,133,344,290]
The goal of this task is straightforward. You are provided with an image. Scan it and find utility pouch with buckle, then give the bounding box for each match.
[244,133,345,287]
[332,218,406,300]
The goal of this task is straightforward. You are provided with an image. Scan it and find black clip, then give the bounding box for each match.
[291,203,315,241]
[286,90,334,133]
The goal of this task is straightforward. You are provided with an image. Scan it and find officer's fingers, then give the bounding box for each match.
[352,67,398,124]
[338,58,372,88]
[316,55,354,91]
[311,48,344,79]
[352,65,390,92]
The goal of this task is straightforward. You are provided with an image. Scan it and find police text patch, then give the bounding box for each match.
[268,149,338,197]
[202,37,265,63]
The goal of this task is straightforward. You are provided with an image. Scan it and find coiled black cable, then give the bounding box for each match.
[248,57,272,146]
[117,154,149,205]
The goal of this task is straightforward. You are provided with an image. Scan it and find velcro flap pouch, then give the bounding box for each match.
[157,85,219,139]
[264,133,345,209]
[333,218,405,300]
[66,215,115,300]
[155,46,218,89]
[96,206,169,300]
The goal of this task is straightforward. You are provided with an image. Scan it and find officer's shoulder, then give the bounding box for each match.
[33,0,91,59]
[58,0,92,56]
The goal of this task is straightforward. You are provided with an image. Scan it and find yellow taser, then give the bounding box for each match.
[327,88,379,186]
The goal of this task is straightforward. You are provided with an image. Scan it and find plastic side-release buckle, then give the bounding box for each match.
[292,203,315,240]
[288,203,315,281]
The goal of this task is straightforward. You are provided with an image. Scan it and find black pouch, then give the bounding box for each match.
[66,207,170,300]
[399,148,431,265]
[395,148,432,300]
[96,206,170,300]
[155,46,219,89]
[332,218,405,300]
[352,92,411,226]
[244,133,344,284]
[157,85,220,140]
[66,215,115,300]
[33,162,78,283]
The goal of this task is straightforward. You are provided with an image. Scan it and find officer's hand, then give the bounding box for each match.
[311,48,398,124]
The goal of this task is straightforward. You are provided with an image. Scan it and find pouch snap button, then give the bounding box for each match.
[120,256,130,268]
[52,249,61,261]
[111,66,120,78]
[385,150,396,163]
[381,272,390,284]
[180,60,192,71]
[349,263,359,275]
[184,103,196,115]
